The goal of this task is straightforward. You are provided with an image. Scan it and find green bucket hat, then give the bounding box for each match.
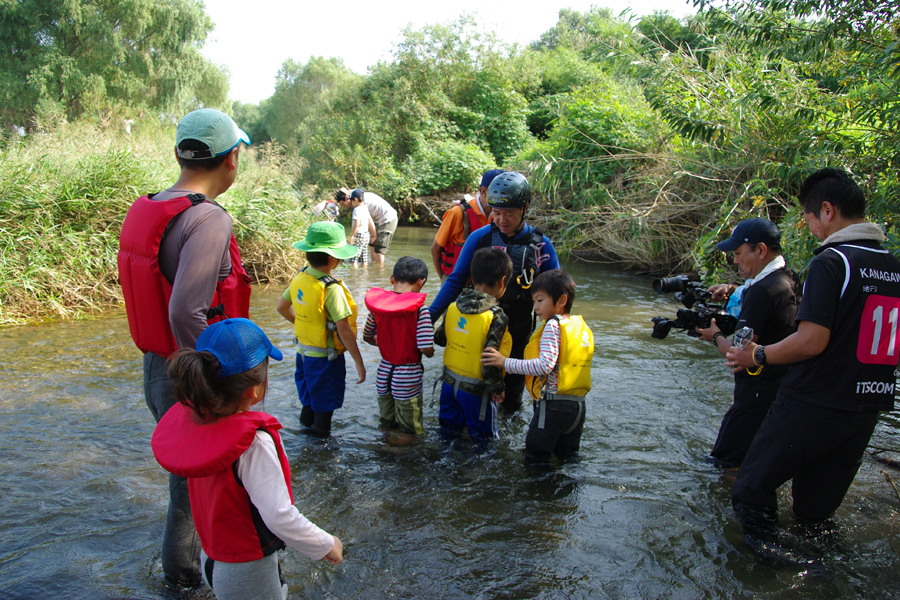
[292,221,359,260]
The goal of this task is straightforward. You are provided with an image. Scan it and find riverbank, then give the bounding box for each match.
[0,121,822,326]
[0,120,310,325]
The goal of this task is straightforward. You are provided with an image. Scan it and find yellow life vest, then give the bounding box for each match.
[289,268,358,359]
[525,315,593,401]
[443,302,513,383]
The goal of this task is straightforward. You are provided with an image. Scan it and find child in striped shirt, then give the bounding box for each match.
[363,257,434,436]
[482,269,594,461]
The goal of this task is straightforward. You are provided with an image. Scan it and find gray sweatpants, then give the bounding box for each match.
[201,550,287,600]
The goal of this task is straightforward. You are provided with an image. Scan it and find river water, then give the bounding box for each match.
[2,226,899,599]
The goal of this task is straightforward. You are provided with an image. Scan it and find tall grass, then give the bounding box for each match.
[522,150,780,277]
[0,118,311,325]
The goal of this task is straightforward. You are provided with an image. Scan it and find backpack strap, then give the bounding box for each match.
[460,201,471,239]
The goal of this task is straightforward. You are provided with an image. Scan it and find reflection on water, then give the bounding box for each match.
[1,226,900,599]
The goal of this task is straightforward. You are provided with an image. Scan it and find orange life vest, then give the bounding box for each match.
[440,200,485,276]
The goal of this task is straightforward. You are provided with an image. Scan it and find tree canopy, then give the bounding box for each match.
[2,1,897,276]
[0,0,227,128]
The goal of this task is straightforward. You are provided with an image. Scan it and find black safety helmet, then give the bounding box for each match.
[487,172,531,209]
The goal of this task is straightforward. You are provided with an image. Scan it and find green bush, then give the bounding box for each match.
[404,141,496,195]
[519,79,669,208]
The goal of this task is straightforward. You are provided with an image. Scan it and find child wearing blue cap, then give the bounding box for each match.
[152,318,343,600]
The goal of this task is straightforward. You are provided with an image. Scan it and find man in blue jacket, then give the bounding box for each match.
[429,172,559,414]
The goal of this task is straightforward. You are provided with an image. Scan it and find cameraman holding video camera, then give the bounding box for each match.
[726,168,900,540]
[695,218,801,468]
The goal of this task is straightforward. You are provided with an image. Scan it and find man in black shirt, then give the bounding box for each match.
[696,218,800,467]
[727,168,900,537]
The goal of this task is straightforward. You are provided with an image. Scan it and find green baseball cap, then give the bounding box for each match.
[176,108,250,159]
[292,222,359,259]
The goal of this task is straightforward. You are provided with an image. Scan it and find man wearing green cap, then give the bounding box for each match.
[277,221,367,436]
[118,108,253,588]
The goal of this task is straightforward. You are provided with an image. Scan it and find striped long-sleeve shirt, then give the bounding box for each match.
[363,306,433,400]
[503,317,561,393]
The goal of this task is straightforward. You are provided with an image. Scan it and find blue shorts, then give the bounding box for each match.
[438,381,498,440]
[295,353,346,412]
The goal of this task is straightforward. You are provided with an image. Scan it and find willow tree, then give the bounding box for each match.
[263,57,361,148]
[616,0,900,278]
[0,0,227,129]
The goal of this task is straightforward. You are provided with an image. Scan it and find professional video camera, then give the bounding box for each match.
[650,275,737,339]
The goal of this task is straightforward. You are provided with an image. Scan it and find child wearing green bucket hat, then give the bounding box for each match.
[276,222,366,435]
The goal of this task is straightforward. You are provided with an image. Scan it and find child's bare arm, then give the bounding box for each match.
[363,333,377,346]
[421,346,434,358]
[276,296,295,324]
[335,318,366,384]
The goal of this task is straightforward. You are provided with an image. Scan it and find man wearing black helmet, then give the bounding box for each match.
[429,172,560,414]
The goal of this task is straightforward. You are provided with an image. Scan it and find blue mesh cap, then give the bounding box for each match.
[480,169,504,188]
[176,108,251,159]
[195,318,283,378]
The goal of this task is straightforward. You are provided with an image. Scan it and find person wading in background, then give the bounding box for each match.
[430,169,504,284]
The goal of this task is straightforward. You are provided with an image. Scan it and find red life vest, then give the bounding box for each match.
[440,200,485,276]
[152,403,292,563]
[118,194,252,358]
[364,288,426,365]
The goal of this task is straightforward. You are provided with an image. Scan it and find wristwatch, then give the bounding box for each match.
[753,345,767,366]
[712,331,726,346]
